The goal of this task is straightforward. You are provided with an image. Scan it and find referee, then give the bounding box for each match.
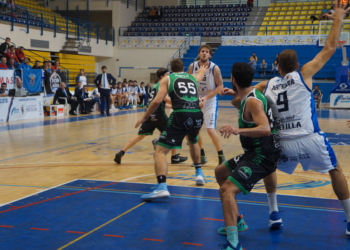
[94,66,116,116]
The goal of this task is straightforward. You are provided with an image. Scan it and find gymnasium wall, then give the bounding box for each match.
[146,0,178,6]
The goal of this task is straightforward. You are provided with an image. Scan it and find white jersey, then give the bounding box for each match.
[192,60,217,99]
[111,88,118,94]
[264,71,320,139]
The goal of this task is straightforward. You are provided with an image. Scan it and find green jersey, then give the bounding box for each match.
[148,82,166,117]
[238,88,280,155]
[168,72,201,112]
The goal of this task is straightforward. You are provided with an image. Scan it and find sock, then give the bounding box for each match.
[127,101,129,106]
[340,198,350,222]
[157,175,166,184]
[120,150,125,156]
[193,163,202,169]
[200,148,205,156]
[267,192,279,214]
[226,226,239,248]
[218,150,224,156]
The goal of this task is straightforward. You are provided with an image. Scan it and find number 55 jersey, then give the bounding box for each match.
[264,72,321,139]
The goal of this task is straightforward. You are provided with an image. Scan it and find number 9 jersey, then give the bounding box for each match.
[264,72,321,139]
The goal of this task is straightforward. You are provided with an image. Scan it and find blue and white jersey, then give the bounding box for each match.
[133,85,140,94]
[111,88,118,95]
[122,87,128,93]
[264,71,320,139]
[191,60,217,99]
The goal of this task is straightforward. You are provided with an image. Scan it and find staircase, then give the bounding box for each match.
[245,7,268,36]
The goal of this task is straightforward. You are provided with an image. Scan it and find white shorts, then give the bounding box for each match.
[202,97,218,129]
[278,132,337,174]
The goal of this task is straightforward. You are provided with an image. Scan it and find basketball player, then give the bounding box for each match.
[216,62,280,250]
[188,45,226,165]
[135,59,207,201]
[224,0,350,236]
[114,68,188,165]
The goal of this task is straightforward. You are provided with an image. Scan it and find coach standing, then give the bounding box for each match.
[94,66,116,116]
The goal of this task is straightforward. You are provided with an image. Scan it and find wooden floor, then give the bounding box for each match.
[1,101,350,205]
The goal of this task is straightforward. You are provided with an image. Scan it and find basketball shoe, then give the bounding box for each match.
[218,242,242,250]
[195,168,205,186]
[269,211,283,228]
[171,154,188,164]
[141,183,170,201]
[218,215,249,235]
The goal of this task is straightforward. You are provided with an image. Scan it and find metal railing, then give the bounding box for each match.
[177,0,259,7]
[167,36,196,69]
[0,1,115,45]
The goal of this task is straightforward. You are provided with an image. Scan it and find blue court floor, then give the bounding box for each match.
[0,180,349,250]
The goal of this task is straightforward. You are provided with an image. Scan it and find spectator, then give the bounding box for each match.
[122,81,132,109]
[248,53,257,71]
[75,69,87,87]
[94,65,116,116]
[247,0,254,8]
[47,61,52,69]
[110,83,119,111]
[51,61,60,71]
[53,82,78,115]
[42,61,49,71]
[138,82,146,107]
[75,81,82,92]
[271,60,278,75]
[5,45,19,64]
[14,77,26,92]
[0,37,10,57]
[19,57,32,70]
[144,82,152,107]
[0,57,8,69]
[74,85,95,114]
[313,85,323,108]
[0,82,8,96]
[156,7,163,19]
[148,7,157,20]
[15,46,25,63]
[7,57,18,69]
[259,59,267,77]
[32,60,42,69]
[0,1,7,12]
[116,82,126,109]
[133,80,140,106]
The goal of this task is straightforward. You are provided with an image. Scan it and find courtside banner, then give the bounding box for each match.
[0,69,15,89]
[8,96,43,121]
[119,36,201,48]
[22,69,42,93]
[221,35,319,46]
[0,97,11,122]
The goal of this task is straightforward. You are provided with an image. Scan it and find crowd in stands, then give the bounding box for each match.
[247,52,280,77]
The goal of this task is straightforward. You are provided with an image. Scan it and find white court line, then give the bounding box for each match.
[0,179,79,208]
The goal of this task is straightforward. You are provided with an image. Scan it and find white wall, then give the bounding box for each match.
[258,0,272,7]
[146,0,178,6]
[49,0,113,11]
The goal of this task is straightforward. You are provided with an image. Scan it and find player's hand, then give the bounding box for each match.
[196,64,209,74]
[324,0,350,20]
[199,96,207,109]
[219,125,239,139]
[135,118,145,128]
[347,120,350,128]
[220,87,237,96]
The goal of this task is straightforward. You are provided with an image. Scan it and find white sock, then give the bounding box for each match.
[340,198,350,222]
[267,192,279,214]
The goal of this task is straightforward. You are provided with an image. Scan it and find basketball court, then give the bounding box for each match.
[1,104,350,249]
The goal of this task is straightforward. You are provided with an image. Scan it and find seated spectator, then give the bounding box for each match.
[91,86,103,111]
[313,85,323,108]
[15,77,26,92]
[259,59,267,77]
[75,81,82,92]
[0,37,10,58]
[110,83,119,111]
[248,53,257,71]
[19,57,32,70]
[133,80,140,106]
[42,61,49,71]
[247,0,253,8]
[0,82,8,96]
[7,57,18,69]
[122,81,132,109]
[76,69,87,87]
[138,82,146,107]
[74,85,95,114]
[51,61,61,71]
[0,57,8,69]
[156,7,163,19]
[53,82,78,115]
[5,45,19,64]
[148,7,157,20]
[271,60,279,75]
[15,46,25,63]
[48,61,52,69]
[116,82,125,109]
[32,60,42,69]
[310,5,330,22]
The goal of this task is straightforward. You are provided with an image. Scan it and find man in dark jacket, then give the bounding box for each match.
[94,65,116,116]
[0,37,10,57]
[53,82,78,115]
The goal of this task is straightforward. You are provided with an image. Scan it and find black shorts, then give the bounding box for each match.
[157,110,203,149]
[225,152,280,195]
[138,114,168,135]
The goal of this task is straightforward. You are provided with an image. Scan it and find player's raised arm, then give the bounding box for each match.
[135,76,169,128]
[230,80,268,109]
[301,0,350,85]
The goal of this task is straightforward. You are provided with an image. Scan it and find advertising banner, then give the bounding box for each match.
[0,69,15,89]
[0,97,11,123]
[22,69,43,93]
[330,93,350,108]
[8,96,43,121]
[119,36,201,48]
[221,35,319,46]
[44,70,67,94]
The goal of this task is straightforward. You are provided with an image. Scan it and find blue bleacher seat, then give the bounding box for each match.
[164,33,169,36]
[212,32,218,37]
[195,5,200,9]
[171,32,176,36]
[221,4,227,8]
[150,33,155,36]
[234,32,240,36]
[189,5,194,9]
[241,4,247,7]
[228,32,232,35]
[170,23,175,27]
[130,33,135,36]
[228,4,233,8]
[160,28,165,32]
[179,10,184,13]
[215,5,220,8]
[164,6,169,9]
